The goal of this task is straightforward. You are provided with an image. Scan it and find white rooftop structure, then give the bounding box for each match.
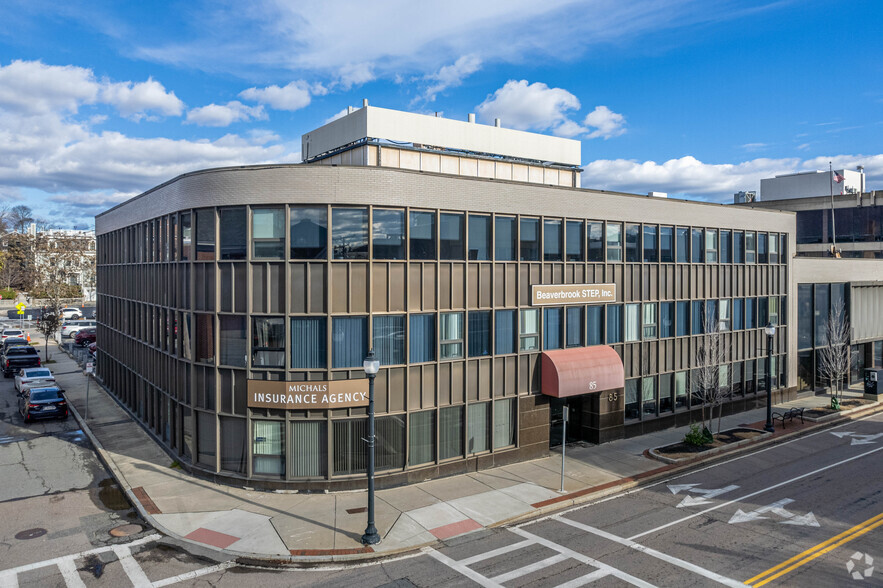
[760,168,865,201]
[302,104,581,167]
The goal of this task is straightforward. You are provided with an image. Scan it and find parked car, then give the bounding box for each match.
[88,342,97,360]
[1,328,24,340]
[61,320,97,338]
[14,367,55,393]
[60,307,83,320]
[2,337,29,353]
[18,386,68,423]
[2,346,41,377]
[74,327,96,347]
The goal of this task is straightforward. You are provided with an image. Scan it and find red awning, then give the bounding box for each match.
[541,346,624,398]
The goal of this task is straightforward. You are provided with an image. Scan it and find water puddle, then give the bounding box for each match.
[96,478,131,511]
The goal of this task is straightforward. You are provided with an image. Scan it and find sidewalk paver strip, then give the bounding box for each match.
[184,528,241,549]
[429,518,483,540]
[131,486,162,514]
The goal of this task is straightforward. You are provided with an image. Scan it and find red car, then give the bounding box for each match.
[74,327,96,347]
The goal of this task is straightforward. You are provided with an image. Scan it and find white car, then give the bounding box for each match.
[1,328,23,340]
[61,307,83,320]
[14,367,56,393]
[60,320,96,338]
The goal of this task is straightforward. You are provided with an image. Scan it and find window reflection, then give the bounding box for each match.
[410,211,436,259]
[372,209,405,260]
[332,208,368,260]
[290,206,327,259]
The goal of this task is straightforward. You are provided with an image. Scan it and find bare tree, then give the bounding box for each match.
[0,232,34,291]
[9,205,34,233]
[34,303,61,361]
[694,308,731,436]
[818,300,850,409]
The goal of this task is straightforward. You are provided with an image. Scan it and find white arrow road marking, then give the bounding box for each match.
[667,484,740,507]
[728,498,819,526]
[830,431,883,445]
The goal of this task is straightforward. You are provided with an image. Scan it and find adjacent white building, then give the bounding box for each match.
[760,168,865,201]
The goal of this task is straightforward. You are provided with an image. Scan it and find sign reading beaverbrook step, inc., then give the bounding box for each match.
[531,283,616,306]
[247,379,370,410]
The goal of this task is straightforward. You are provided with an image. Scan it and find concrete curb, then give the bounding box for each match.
[647,428,770,464]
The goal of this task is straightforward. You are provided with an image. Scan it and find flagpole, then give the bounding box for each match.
[829,161,837,255]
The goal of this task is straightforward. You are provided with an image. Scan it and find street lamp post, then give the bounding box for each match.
[764,323,776,433]
[361,349,381,545]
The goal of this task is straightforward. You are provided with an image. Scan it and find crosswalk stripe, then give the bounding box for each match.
[56,557,87,588]
[113,545,152,587]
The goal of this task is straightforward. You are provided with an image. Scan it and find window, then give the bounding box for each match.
[493,398,516,448]
[253,421,284,477]
[439,406,463,460]
[586,305,603,346]
[606,223,622,262]
[333,416,404,474]
[252,207,285,259]
[440,312,464,359]
[566,306,583,347]
[374,314,406,365]
[252,317,285,368]
[290,206,327,259]
[661,302,674,338]
[291,317,326,368]
[676,227,689,263]
[332,207,369,259]
[768,297,779,326]
[409,410,435,466]
[181,212,192,261]
[798,285,812,349]
[372,209,406,260]
[745,231,756,263]
[719,299,730,331]
[733,231,745,263]
[706,229,718,263]
[643,303,657,339]
[220,417,247,473]
[758,232,768,263]
[705,299,718,332]
[691,228,704,263]
[520,309,540,351]
[733,298,744,331]
[745,298,756,329]
[625,303,640,342]
[219,315,246,367]
[625,224,640,262]
[625,378,639,420]
[195,209,215,260]
[642,377,657,417]
[290,421,327,477]
[720,230,731,263]
[543,307,563,350]
[769,233,778,263]
[587,222,603,262]
[468,214,491,260]
[660,226,674,263]
[440,213,465,259]
[467,402,490,454]
[520,218,540,261]
[332,317,368,368]
[606,304,622,344]
[468,311,491,357]
[410,211,436,259]
[543,219,562,261]
[566,220,584,261]
[495,310,516,354]
[675,371,687,409]
[692,300,704,335]
[495,216,516,261]
[659,373,673,412]
[643,225,658,262]
[195,313,214,363]
[220,207,247,260]
[410,314,435,363]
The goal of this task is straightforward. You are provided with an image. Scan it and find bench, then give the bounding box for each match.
[771,407,805,429]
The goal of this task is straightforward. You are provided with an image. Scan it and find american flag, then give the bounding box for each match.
[833,170,845,183]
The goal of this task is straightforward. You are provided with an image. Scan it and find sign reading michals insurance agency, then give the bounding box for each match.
[248,379,370,410]
[531,283,617,306]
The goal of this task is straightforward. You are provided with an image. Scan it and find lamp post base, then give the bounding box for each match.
[361,526,381,545]
[764,423,775,433]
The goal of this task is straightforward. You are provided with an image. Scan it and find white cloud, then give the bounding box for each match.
[739,142,768,151]
[239,81,313,111]
[584,106,626,139]
[423,55,481,102]
[337,63,375,90]
[581,154,883,203]
[100,78,184,118]
[186,101,267,126]
[476,80,580,133]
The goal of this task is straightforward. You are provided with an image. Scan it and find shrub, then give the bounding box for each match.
[0,288,15,300]
[684,423,714,446]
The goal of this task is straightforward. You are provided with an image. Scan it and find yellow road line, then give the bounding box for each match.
[746,512,883,586]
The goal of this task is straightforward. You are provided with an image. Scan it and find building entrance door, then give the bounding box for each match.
[549,397,582,447]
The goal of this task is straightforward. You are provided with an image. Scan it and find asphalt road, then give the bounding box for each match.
[1,345,880,588]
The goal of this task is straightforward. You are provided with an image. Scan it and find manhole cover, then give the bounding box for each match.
[109,524,143,537]
[15,528,47,540]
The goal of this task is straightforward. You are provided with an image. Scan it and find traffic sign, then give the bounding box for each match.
[85,362,95,374]
[15,302,25,311]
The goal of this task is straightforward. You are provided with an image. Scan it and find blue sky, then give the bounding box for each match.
[1,0,881,229]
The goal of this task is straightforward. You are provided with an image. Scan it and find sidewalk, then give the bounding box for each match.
[38,338,883,564]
